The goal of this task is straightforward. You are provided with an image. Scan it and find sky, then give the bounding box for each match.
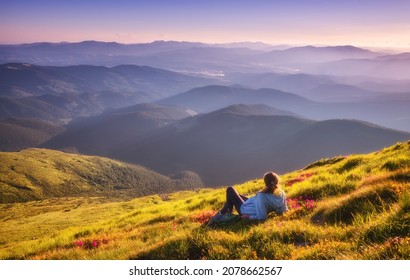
[1,0,410,50]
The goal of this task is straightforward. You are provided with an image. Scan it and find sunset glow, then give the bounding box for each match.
[1,0,410,50]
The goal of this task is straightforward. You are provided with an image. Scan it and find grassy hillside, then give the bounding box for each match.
[0,141,409,260]
[0,148,203,203]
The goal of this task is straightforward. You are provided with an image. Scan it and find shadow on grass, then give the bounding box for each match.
[201,218,264,233]
[130,219,265,260]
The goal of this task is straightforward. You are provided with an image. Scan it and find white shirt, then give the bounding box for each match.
[240,190,288,220]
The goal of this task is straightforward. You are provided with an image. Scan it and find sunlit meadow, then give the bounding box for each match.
[0,141,409,260]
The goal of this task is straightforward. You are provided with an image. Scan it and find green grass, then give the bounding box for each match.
[0,141,409,260]
[0,148,203,203]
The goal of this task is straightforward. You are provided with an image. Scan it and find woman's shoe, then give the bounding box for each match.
[207,212,223,226]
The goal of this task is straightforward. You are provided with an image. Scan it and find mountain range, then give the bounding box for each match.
[159,85,410,132]
[3,62,408,131]
[0,63,219,123]
[3,41,410,79]
[159,85,314,113]
[1,41,409,188]
[43,103,195,156]
[254,45,381,66]
[300,52,410,80]
[43,103,410,186]
[226,72,410,102]
[0,63,217,99]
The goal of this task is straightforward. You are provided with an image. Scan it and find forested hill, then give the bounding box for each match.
[0,148,203,203]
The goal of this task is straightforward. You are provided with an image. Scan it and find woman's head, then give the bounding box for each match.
[263,172,279,190]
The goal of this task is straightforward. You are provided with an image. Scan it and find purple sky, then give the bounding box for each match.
[1,0,410,49]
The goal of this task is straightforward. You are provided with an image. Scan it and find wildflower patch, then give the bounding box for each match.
[287,196,316,210]
[286,173,315,187]
[74,238,109,250]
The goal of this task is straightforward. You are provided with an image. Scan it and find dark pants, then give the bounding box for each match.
[220,186,248,215]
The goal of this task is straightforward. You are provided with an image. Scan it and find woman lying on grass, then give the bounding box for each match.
[211,172,288,223]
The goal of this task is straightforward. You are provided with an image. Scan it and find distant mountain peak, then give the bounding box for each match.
[205,103,296,117]
[285,45,372,53]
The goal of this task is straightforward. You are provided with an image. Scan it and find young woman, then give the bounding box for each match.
[216,172,288,221]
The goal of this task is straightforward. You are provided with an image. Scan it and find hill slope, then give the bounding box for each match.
[158,85,314,113]
[44,103,410,186]
[0,118,64,151]
[158,84,410,132]
[0,63,216,99]
[43,103,195,156]
[117,110,409,186]
[0,149,203,203]
[0,141,408,260]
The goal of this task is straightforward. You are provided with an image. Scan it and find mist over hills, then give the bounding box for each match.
[225,72,337,98]
[0,41,262,73]
[300,53,410,80]
[212,41,288,51]
[0,63,217,99]
[2,61,408,131]
[159,85,314,113]
[202,103,299,117]
[120,110,409,186]
[255,45,381,66]
[226,72,410,103]
[0,41,206,66]
[43,103,410,186]
[0,63,219,122]
[44,103,196,157]
[4,41,409,79]
[254,46,410,80]
[158,85,410,132]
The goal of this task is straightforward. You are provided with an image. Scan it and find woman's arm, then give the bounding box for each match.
[242,194,268,220]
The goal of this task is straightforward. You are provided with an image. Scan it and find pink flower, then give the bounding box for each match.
[305,198,315,209]
[92,240,100,248]
[286,173,315,186]
[287,197,316,210]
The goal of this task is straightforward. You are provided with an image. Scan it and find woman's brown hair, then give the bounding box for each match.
[263,172,279,190]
